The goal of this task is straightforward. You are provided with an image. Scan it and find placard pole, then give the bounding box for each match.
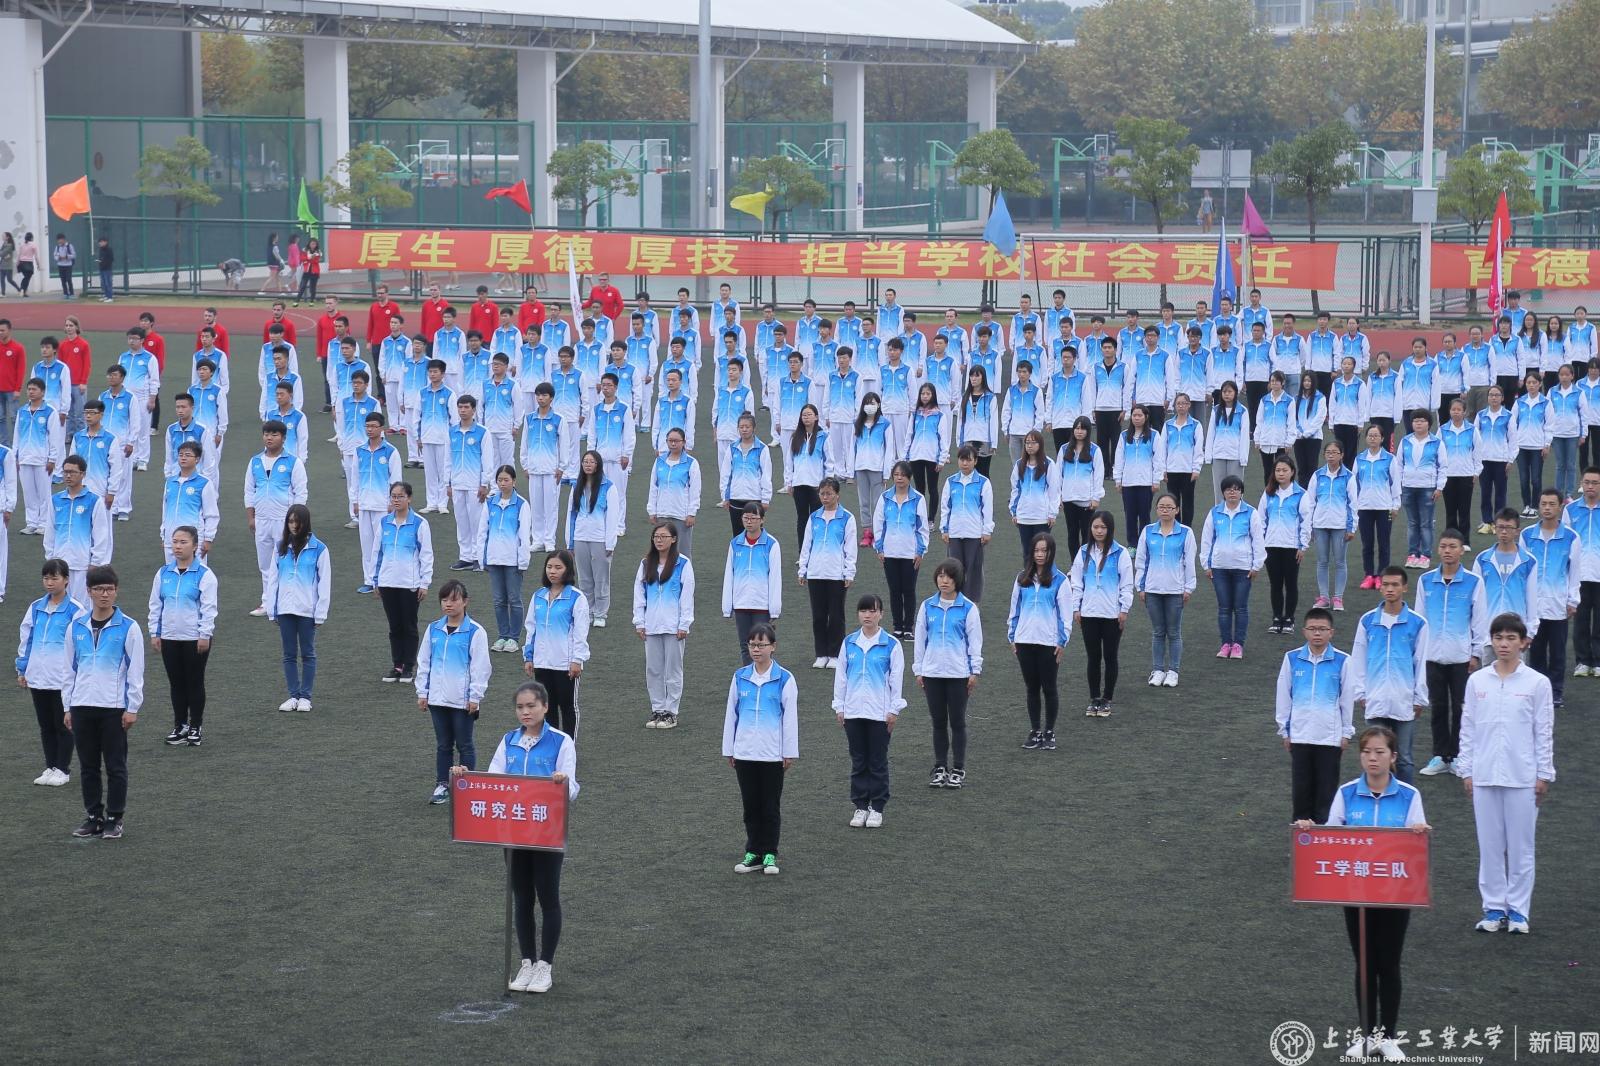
[1357,905,1369,1043]
[503,851,515,996]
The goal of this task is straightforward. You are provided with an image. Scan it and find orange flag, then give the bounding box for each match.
[49,176,91,221]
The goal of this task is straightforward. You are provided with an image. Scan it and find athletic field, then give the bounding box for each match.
[1,326,1594,1065]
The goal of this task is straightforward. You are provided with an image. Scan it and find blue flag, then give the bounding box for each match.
[983,191,1017,257]
[1210,217,1237,314]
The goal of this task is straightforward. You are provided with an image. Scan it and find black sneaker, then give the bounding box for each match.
[72,817,103,838]
[102,818,124,840]
[1097,700,1113,718]
[1086,699,1099,717]
[186,727,203,747]
[1022,730,1043,750]
[382,667,404,683]
[1041,730,1057,751]
[165,725,189,745]
[321,404,334,413]
[946,768,966,789]
[928,766,947,788]
[397,669,416,683]
[449,559,474,571]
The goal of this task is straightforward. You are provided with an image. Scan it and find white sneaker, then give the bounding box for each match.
[32,768,54,786]
[592,617,606,629]
[1347,1036,1373,1060]
[528,960,552,993]
[849,808,868,828]
[1148,670,1164,686]
[1574,664,1592,677]
[344,519,359,529]
[1374,1036,1407,1061]
[47,768,70,786]
[865,809,883,828]
[826,657,839,668]
[250,606,268,617]
[1163,670,1179,687]
[295,698,312,712]
[509,959,536,992]
[813,657,826,668]
[278,698,298,712]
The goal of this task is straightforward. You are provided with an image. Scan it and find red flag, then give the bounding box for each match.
[1487,191,1511,318]
[485,179,532,215]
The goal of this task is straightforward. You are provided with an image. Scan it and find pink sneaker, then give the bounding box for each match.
[1229,643,1244,659]
[1359,575,1377,590]
[1332,597,1344,611]
[1312,596,1331,609]
[1216,644,1231,658]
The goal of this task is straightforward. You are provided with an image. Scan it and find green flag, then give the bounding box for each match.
[296,179,319,233]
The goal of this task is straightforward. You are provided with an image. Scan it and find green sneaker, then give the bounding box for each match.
[761,853,780,876]
[734,852,762,874]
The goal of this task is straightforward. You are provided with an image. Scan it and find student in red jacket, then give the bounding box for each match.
[584,272,623,323]
[139,313,167,371]
[263,300,299,346]
[421,283,450,341]
[467,285,500,338]
[517,285,547,333]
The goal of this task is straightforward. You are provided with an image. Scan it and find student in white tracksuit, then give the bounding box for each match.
[519,383,576,552]
[645,429,701,557]
[43,457,113,605]
[478,466,534,651]
[0,440,17,600]
[833,593,905,826]
[633,522,695,728]
[13,383,63,533]
[244,424,308,614]
[263,504,332,712]
[520,550,591,739]
[415,580,492,804]
[1458,612,1556,935]
[565,450,621,626]
[17,558,83,785]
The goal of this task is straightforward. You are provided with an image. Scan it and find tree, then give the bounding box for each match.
[137,136,223,292]
[312,142,415,223]
[971,8,1083,132]
[953,129,1043,210]
[725,65,828,123]
[1256,121,1358,313]
[1104,118,1198,235]
[547,142,640,223]
[262,36,445,117]
[559,56,689,121]
[200,35,262,114]
[1439,145,1538,312]
[865,66,959,124]
[452,48,518,118]
[1479,0,1600,129]
[730,155,829,233]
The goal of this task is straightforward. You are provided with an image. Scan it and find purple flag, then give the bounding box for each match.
[1242,192,1272,240]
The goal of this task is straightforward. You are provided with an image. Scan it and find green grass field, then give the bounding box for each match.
[1,330,1595,1065]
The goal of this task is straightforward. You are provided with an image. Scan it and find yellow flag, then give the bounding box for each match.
[729,188,774,222]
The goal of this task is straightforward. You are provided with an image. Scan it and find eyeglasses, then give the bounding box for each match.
[89,585,117,593]
[746,641,775,649]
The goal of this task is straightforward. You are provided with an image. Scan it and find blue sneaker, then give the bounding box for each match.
[1420,756,1450,776]
[357,584,375,595]
[1475,909,1507,932]
[1507,911,1530,934]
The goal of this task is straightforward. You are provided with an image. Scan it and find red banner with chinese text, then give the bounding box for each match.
[450,772,568,851]
[1291,825,1431,908]
[327,229,1339,289]
[1433,245,1600,290]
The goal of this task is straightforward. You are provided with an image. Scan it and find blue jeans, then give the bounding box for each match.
[1145,592,1184,671]
[0,391,13,445]
[1313,527,1349,599]
[430,706,477,785]
[99,267,114,298]
[1552,435,1579,499]
[1368,716,1417,784]
[487,564,525,640]
[277,614,317,698]
[1212,568,1251,646]
[1402,486,1435,557]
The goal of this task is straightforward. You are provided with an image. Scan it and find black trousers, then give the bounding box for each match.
[791,485,820,545]
[1496,373,1522,403]
[1290,742,1343,823]
[1265,546,1300,623]
[1293,439,1321,487]
[1574,581,1600,668]
[1333,423,1360,470]
[923,676,969,770]
[728,498,759,536]
[1245,380,1268,420]
[883,556,918,633]
[1479,460,1508,523]
[1529,618,1568,704]
[535,667,580,738]
[1442,476,1474,540]
[1016,522,1049,557]
[1343,906,1410,1037]
[1061,501,1095,559]
[733,609,772,666]
[57,263,75,296]
[1371,417,1395,451]
[72,706,128,819]
[1051,428,1073,452]
[842,717,891,810]
[1140,403,1166,432]
[507,849,564,963]
[160,639,211,729]
[30,688,74,772]
[734,759,785,855]
[1094,410,1121,472]
[807,579,847,658]
[379,586,421,671]
[1016,642,1060,731]
[909,460,940,525]
[1426,660,1468,761]
[1166,471,1196,527]
[1081,616,1121,700]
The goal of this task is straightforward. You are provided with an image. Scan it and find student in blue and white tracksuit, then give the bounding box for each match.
[265,504,331,712]
[722,623,798,876]
[722,413,773,537]
[1354,424,1402,586]
[245,422,308,614]
[13,381,63,534]
[645,428,701,558]
[1512,371,1551,515]
[147,526,218,745]
[416,579,491,804]
[1008,431,1060,557]
[905,385,952,525]
[521,549,591,740]
[797,477,858,667]
[1459,612,1555,937]
[1291,372,1327,489]
[723,504,783,666]
[1199,474,1264,659]
[1396,410,1446,567]
[371,482,434,683]
[160,442,220,563]
[445,398,494,571]
[1520,492,1582,706]
[1258,455,1311,635]
[851,395,898,543]
[1056,417,1104,561]
[1112,404,1165,547]
[1253,371,1298,490]
[519,383,576,552]
[1476,384,1517,533]
[1009,533,1072,749]
[1274,605,1354,824]
[1135,494,1197,686]
[1070,510,1134,715]
[63,565,144,839]
[940,445,995,603]
[1160,392,1205,528]
[958,366,1000,478]
[874,461,928,639]
[0,438,12,601]
[17,558,82,786]
[914,558,983,788]
[1206,381,1252,501]
[352,413,403,593]
[1301,443,1357,621]
[1570,477,1600,675]
[566,450,620,627]
[480,679,578,994]
[479,465,534,652]
[634,522,695,728]
[1352,568,1431,783]
[1329,356,1369,469]
[833,594,904,827]
[1415,533,1490,777]
[1437,398,1479,543]
[44,456,112,605]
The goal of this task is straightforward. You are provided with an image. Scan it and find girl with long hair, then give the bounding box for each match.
[874,460,928,639]
[1112,403,1163,546]
[851,391,897,548]
[905,383,950,525]
[958,365,999,477]
[1009,532,1072,749]
[633,521,695,729]
[1007,429,1059,556]
[566,450,619,627]
[785,403,828,545]
[265,503,330,712]
[1056,415,1103,559]
[521,549,591,738]
[1205,379,1251,500]
[1069,509,1132,717]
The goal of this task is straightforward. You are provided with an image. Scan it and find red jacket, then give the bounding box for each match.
[421,297,450,340]
[60,337,92,385]
[263,317,299,346]
[468,298,500,338]
[189,326,221,363]
[517,299,547,332]
[584,285,623,321]
[316,313,340,360]
[367,300,401,346]
[0,340,25,392]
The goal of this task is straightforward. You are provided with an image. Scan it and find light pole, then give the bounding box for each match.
[1417,0,1439,325]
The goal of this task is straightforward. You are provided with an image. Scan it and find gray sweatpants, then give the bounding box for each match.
[645,633,685,714]
[946,537,987,602]
[855,470,885,534]
[574,540,612,621]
